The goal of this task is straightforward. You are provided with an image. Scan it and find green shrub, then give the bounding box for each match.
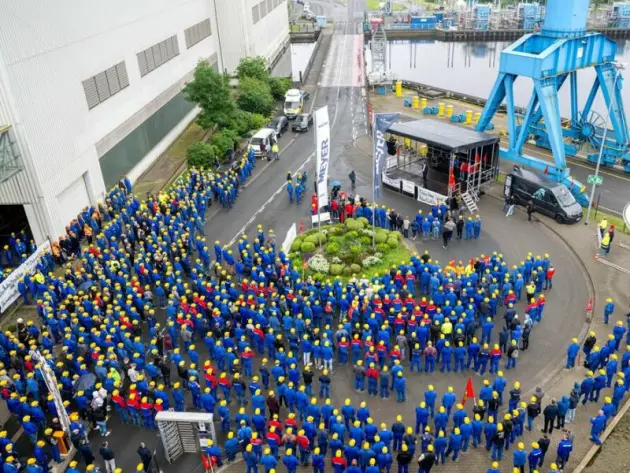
[328,226,344,236]
[376,243,390,253]
[358,217,369,227]
[359,236,372,246]
[387,238,399,249]
[349,244,362,255]
[300,242,316,253]
[186,142,219,168]
[374,232,388,244]
[269,77,292,100]
[304,235,319,244]
[390,231,403,241]
[211,128,239,159]
[237,77,275,116]
[290,239,303,252]
[325,242,340,255]
[343,266,352,276]
[330,264,344,276]
[350,263,362,274]
[347,230,359,239]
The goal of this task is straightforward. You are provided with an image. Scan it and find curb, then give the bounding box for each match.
[573,394,630,473]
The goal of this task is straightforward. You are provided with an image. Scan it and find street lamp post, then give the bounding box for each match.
[585,62,625,225]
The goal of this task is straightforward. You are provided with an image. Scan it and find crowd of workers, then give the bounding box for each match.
[0,153,627,473]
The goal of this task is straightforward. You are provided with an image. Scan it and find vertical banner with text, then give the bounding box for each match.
[372,113,400,200]
[315,106,330,209]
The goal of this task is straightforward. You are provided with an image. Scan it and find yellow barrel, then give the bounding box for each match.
[473,112,481,124]
[465,110,473,125]
[438,102,445,117]
[420,98,428,110]
[395,81,402,97]
[446,104,454,119]
[404,137,411,148]
[412,96,420,109]
[419,144,428,157]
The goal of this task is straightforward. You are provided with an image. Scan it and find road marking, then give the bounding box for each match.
[594,255,630,275]
[228,153,315,246]
[332,32,349,127]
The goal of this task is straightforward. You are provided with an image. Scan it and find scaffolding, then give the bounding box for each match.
[0,125,22,184]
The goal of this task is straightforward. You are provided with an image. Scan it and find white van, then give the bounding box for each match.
[249,128,277,158]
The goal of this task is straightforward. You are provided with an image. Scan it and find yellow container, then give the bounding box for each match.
[420,98,428,110]
[446,104,454,118]
[404,137,411,148]
[395,81,402,97]
[465,110,473,125]
[419,144,428,157]
[438,102,445,117]
[473,112,481,124]
[412,96,420,109]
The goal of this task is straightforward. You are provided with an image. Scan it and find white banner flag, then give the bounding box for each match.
[315,106,330,209]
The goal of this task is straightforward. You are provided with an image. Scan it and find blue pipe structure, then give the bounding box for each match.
[475,0,630,205]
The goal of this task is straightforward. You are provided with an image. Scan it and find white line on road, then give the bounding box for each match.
[332,32,349,127]
[227,153,316,247]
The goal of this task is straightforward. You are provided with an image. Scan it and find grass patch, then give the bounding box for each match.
[167,123,207,159]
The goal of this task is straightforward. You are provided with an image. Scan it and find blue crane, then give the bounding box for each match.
[475,0,630,206]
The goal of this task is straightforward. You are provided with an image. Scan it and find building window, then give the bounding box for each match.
[267,0,273,13]
[259,1,267,18]
[137,35,180,77]
[184,18,212,49]
[252,4,260,23]
[82,62,129,109]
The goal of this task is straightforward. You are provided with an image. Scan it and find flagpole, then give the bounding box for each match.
[315,112,322,250]
[372,114,377,248]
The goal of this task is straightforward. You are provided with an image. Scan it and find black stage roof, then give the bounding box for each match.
[387,119,499,153]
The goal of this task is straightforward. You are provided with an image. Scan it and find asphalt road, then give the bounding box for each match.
[516,141,630,217]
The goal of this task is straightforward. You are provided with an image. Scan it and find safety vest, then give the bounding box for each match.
[601,233,611,247]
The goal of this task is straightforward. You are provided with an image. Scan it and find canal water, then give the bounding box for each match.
[387,39,630,118]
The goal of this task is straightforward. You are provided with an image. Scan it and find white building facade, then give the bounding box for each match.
[0,0,289,245]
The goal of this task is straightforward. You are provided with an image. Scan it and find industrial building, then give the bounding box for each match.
[0,0,289,246]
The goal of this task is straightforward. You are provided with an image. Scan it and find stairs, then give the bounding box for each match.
[461,190,479,214]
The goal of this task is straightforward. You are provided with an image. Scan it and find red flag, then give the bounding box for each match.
[461,377,476,405]
[586,298,593,312]
[544,165,549,175]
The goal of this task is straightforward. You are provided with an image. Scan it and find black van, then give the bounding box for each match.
[505,166,583,224]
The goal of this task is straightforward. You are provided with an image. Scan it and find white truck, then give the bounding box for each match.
[283,89,310,119]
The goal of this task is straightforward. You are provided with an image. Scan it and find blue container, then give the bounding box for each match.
[431,106,439,114]
[423,107,433,114]
[485,122,495,131]
[450,116,460,123]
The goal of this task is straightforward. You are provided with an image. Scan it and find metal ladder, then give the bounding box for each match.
[461,189,479,214]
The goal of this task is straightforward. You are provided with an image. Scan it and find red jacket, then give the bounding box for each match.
[366,368,379,379]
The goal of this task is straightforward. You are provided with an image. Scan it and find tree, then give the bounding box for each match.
[183,61,236,129]
[269,77,292,100]
[236,57,269,82]
[211,128,240,159]
[186,142,219,168]
[237,77,275,116]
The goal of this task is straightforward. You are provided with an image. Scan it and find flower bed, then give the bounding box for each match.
[289,218,412,281]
